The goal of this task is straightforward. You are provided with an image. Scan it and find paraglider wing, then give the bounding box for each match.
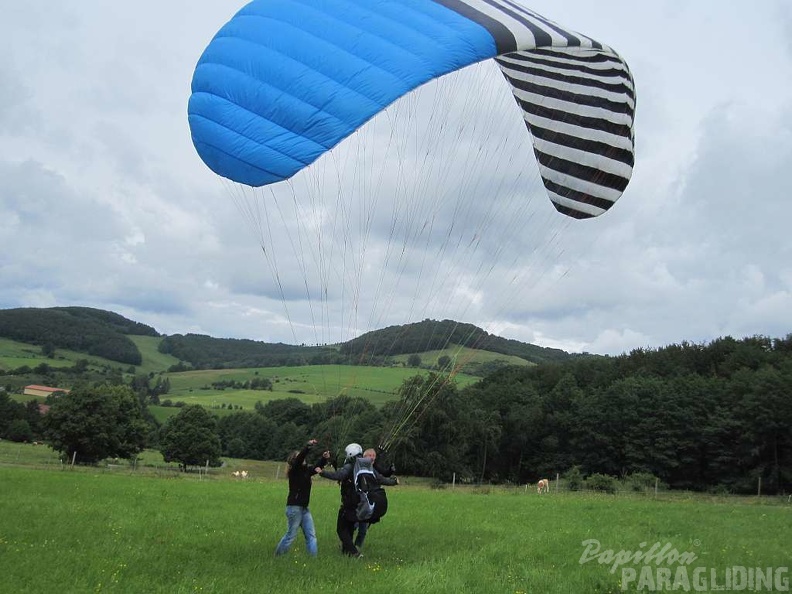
[188,0,635,218]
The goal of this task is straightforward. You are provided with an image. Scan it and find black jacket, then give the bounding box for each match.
[286,445,327,507]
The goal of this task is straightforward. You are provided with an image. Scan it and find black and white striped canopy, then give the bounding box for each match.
[439,0,636,218]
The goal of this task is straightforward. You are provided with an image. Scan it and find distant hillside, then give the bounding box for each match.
[0,306,574,372]
[0,307,155,365]
[339,319,574,365]
[158,334,341,369]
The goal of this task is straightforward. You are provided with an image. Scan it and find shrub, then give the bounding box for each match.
[626,472,664,492]
[7,419,33,443]
[708,484,732,496]
[586,473,617,494]
[564,465,584,491]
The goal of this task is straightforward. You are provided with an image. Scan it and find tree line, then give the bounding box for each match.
[2,333,789,494]
[401,334,792,493]
[157,333,342,369]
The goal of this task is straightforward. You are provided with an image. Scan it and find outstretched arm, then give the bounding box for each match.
[375,470,399,486]
[319,462,352,481]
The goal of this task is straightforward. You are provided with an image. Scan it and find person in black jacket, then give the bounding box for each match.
[319,443,398,557]
[274,439,330,557]
[354,447,396,550]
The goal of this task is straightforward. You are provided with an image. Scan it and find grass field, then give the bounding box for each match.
[392,343,533,369]
[0,337,99,371]
[2,335,480,415]
[164,365,479,409]
[3,333,483,425]
[128,335,181,376]
[0,335,178,377]
[1,442,790,594]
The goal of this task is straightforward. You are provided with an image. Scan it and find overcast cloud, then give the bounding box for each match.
[1,1,790,355]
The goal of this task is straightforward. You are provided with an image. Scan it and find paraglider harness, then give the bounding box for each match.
[352,455,388,523]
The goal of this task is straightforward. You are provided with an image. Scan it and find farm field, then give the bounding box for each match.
[0,337,110,372]
[2,334,482,417]
[1,335,174,376]
[163,364,479,408]
[1,444,790,593]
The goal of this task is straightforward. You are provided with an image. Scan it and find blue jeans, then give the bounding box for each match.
[354,521,369,549]
[275,505,317,556]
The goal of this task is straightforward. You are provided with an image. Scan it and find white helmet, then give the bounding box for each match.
[344,443,363,458]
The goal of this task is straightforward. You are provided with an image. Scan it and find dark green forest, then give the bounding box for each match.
[157,334,340,369]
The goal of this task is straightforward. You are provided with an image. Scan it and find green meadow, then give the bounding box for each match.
[1,443,790,594]
[0,337,95,371]
[0,335,176,376]
[127,335,182,375]
[148,364,476,422]
[2,335,479,417]
[163,365,479,408]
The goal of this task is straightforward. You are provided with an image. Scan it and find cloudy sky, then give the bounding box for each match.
[1,1,790,356]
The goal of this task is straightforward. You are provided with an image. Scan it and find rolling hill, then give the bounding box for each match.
[1,306,547,420]
[0,306,575,374]
[340,319,572,365]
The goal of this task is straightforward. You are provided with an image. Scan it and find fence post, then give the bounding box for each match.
[757,476,762,497]
[275,465,281,480]
[452,472,456,489]
[654,478,658,498]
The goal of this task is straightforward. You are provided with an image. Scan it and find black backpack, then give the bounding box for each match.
[352,456,388,523]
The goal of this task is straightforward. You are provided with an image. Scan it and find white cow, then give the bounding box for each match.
[537,478,550,494]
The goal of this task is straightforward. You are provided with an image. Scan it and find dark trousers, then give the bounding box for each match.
[336,507,359,555]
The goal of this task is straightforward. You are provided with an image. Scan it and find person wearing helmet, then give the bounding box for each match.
[352,447,399,550]
[319,442,397,557]
[345,442,363,459]
[274,439,330,557]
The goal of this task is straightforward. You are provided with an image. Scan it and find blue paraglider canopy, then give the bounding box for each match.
[188,0,635,219]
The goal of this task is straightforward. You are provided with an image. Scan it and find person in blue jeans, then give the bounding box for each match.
[275,439,329,557]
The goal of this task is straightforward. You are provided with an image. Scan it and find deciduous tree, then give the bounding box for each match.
[159,405,222,470]
[42,384,149,464]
